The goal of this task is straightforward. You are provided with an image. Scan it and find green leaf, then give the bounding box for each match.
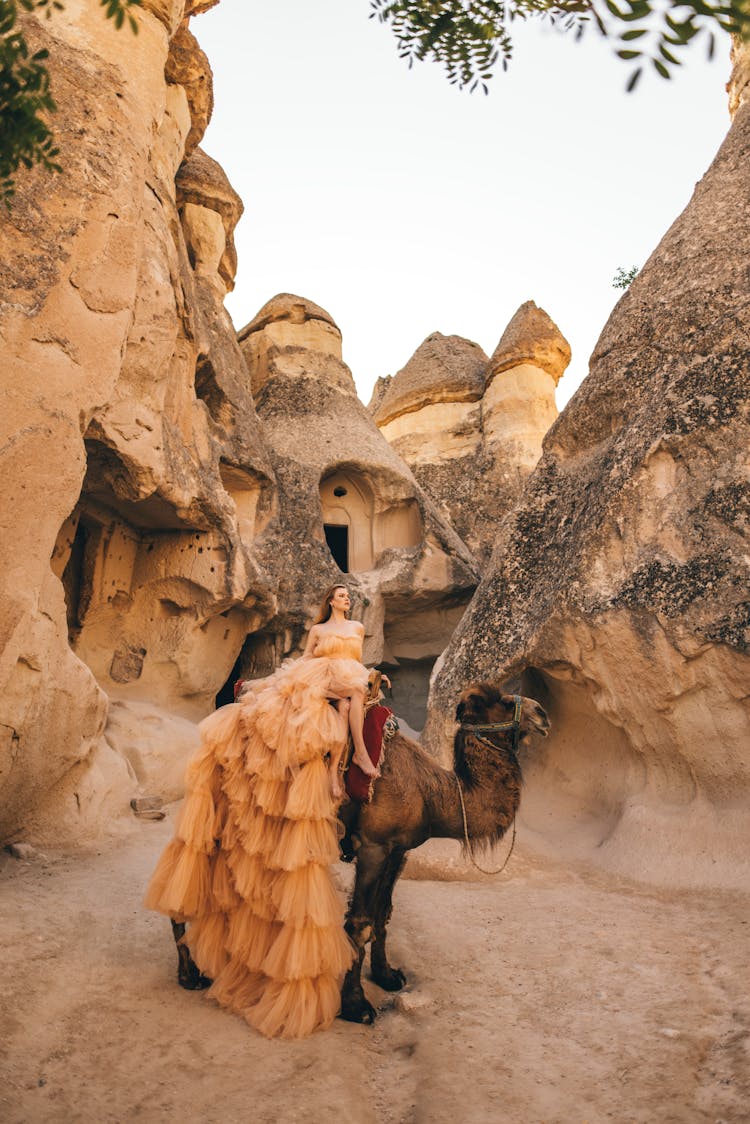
[625,65,643,91]
[659,42,681,65]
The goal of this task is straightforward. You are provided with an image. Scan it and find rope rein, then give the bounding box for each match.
[454,696,523,877]
[455,773,517,876]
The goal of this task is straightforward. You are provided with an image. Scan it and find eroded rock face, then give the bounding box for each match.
[372,305,570,567]
[238,296,480,731]
[0,2,275,842]
[425,104,750,890]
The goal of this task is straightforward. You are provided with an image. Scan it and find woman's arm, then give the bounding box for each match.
[299,624,319,660]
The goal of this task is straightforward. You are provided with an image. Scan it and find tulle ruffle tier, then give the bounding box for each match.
[145,653,368,1038]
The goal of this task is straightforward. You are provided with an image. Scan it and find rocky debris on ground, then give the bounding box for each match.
[130,797,166,821]
[5,843,48,862]
[394,990,435,1014]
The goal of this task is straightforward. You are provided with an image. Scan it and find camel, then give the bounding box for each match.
[167,679,550,1024]
[337,679,550,1024]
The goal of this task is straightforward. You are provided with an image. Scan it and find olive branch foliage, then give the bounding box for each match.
[1,0,749,210]
[613,264,640,287]
[0,0,141,207]
[370,0,750,93]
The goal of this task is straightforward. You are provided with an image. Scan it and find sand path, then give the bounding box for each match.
[1,817,748,1124]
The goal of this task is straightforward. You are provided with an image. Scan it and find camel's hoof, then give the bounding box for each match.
[339,995,377,1024]
[370,966,407,992]
[178,968,213,991]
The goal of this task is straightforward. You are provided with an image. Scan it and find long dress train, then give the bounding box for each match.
[145,632,368,1038]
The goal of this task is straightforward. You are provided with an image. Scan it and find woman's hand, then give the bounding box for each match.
[380,673,391,690]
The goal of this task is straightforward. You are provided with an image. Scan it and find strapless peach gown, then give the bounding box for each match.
[145,633,368,1038]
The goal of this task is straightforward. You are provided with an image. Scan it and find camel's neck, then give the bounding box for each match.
[430,733,522,845]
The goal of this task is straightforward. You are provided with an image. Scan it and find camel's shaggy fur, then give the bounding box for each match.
[338,681,550,1024]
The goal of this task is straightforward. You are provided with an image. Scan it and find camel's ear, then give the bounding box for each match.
[456,690,484,722]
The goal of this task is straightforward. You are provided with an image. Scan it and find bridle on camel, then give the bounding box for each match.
[455,694,524,876]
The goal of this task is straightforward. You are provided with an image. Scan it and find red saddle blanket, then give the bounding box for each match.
[345,704,393,804]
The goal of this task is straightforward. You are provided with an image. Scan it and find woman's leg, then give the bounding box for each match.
[349,686,379,779]
[329,699,350,799]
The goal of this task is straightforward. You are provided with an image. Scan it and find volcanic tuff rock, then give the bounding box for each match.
[371,305,570,566]
[0,1,275,842]
[238,296,480,731]
[424,93,750,891]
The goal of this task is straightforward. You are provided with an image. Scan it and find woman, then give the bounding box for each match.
[301,585,379,798]
[145,584,378,1039]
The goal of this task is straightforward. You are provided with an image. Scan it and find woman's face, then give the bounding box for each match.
[330,586,350,614]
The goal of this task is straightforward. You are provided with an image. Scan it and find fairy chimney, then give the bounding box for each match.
[371,305,570,566]
[238,295,480,732]
[424,93,750,893]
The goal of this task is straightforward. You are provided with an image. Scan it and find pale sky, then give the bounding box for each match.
[194,1,732,409]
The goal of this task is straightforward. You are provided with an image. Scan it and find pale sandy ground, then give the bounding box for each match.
[1,815,748,1124]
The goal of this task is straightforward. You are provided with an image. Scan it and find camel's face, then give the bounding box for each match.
[367,669,383,703]
[456,682,550,742]
[517,696,551,741]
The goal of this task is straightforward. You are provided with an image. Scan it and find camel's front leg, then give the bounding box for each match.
[369,846,407,992]
[171,920,212,991]
[340,840,388,1024]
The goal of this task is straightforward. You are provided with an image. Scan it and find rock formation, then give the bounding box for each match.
[237,295,480,732]
[0,1,276,842]
[0,3,479,843]
[371,304,570,566]
[424,88,750,891]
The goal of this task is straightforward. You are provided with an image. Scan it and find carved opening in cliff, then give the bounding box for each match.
[57,513,96,642]
[54,503,139,651]
[53,480,237,714]
[215,630,282,708]
[322,524,347,572]
[319,467,423,573]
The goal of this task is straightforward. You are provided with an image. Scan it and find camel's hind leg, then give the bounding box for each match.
[171,920,212,991]
[369,846,407,991]
[340,841,388,1024]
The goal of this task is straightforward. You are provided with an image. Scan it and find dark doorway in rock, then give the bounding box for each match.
[216,650,243,710]
[324,523,349,572]
[215,631,282,710]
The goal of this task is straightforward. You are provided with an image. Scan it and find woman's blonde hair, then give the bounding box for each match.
[313,583,348,625]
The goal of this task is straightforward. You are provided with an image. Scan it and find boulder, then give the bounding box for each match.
[105,699,200,801]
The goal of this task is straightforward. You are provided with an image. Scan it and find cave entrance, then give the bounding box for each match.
[215,650,244,709]
[323,523,349,573]
[214,631,282,709]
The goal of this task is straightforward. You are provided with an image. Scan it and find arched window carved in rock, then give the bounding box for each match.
[319,470,375,573]
[319,467,424,573]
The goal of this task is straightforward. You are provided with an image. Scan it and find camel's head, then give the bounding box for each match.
[455,682,550,744]
[367,668,384,704]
